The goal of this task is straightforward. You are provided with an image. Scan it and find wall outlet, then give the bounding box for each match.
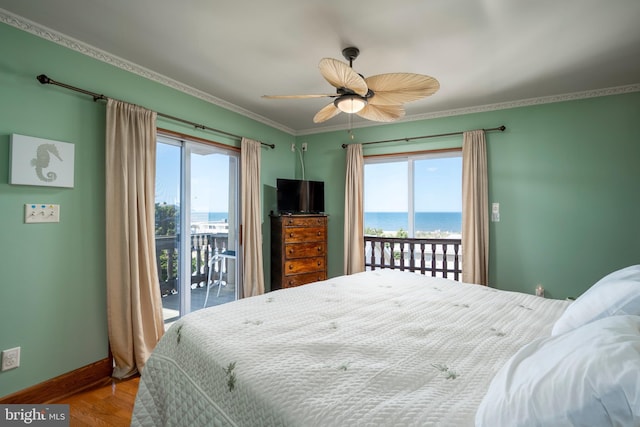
[301,142,308,151]
[290,143,296,152]
[1,347,20,371]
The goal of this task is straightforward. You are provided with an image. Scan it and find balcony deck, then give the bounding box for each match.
[161,282,236,326]
[156,231,236,326]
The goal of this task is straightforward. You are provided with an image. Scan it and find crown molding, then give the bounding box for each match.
[406,84,640,122]
[296,84,640,136]
[0,9,296,135]
[3,9,638,138]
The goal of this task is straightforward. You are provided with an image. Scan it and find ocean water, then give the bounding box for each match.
[191,212,229,223]
[191,212,461,233]
[365,212,461,233]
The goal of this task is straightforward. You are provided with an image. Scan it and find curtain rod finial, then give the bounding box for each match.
[36,74,51,85]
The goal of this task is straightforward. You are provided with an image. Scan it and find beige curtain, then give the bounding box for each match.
[240,137,265,297]
[343,144,365,274]
[462,130,489,285]
[105,99,164,379]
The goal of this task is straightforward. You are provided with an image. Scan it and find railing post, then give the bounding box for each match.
[371,241,377,271]
[408,242,415,272]
[430,243,437,277]
[453,243,460,281]
[442,244,448,279]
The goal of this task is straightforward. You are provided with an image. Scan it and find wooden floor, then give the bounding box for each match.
[49,287,235,426]
[53,376,140,426]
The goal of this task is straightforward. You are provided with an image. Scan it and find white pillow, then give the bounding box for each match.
[552,264,640,336]
[475,315,640,427]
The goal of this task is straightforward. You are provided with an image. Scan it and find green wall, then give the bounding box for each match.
[0,22,293,397]
[1,18,639,398]
[300,93,640,299]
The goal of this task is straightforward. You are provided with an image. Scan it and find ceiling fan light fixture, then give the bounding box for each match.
[265,47,438,123]
[334,94,367,113]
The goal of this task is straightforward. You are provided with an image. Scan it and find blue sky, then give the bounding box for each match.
[155,142,180,207]
[155,142,231,213]
[364,156,462,212]
[157,142,461,214]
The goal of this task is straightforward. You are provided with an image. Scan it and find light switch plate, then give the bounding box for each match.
[25,204,60,223]
[491,202,500,222]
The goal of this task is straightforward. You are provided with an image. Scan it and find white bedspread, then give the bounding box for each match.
[132,270,570,427]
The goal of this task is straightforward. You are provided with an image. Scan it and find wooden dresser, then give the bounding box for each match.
[270,214,327,290]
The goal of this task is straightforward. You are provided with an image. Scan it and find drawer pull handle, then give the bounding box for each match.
[317,261,322,266]
[317,247,322,252]
[288,248,294,254]
[289,265,294,270]
[289,233,294,238]
[317,231,321,236]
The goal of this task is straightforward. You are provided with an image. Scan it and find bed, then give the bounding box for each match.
[131,267,640,426]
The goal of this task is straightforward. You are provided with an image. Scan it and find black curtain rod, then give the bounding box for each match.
[341,125,506,148]
[36,74,275,149]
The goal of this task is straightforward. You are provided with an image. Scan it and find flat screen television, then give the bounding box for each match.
[276,178,325,214]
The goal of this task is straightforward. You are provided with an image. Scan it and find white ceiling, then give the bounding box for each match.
[1,0,639,135]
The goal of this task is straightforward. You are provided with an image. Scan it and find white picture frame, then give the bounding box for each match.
[9,134,75,188]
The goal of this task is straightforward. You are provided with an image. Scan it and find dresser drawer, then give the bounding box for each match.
[281,216,327,227]
[285,242,326,259]
[283,227,326,243]
[285,257,325,275]
[281,271,327,288]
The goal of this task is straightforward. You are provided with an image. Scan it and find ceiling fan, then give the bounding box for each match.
[263,47,440,123]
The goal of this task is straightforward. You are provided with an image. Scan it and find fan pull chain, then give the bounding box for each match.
[347,114,355,140]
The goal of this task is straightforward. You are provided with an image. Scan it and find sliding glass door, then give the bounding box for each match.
[155,134,239,326]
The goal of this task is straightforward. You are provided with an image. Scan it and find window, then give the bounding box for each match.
[155,133,240,326]
[364,150,462,239]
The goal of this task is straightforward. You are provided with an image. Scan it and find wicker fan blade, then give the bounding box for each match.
[313,103,341,123]
[262,94,335,99]
[356,104,405,122]
[365,73,439,105]
[319,58,368,97]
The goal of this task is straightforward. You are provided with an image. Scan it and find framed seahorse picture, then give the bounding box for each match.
[9,134,75,188]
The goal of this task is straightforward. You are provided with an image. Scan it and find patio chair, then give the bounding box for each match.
[203,249,236,308]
